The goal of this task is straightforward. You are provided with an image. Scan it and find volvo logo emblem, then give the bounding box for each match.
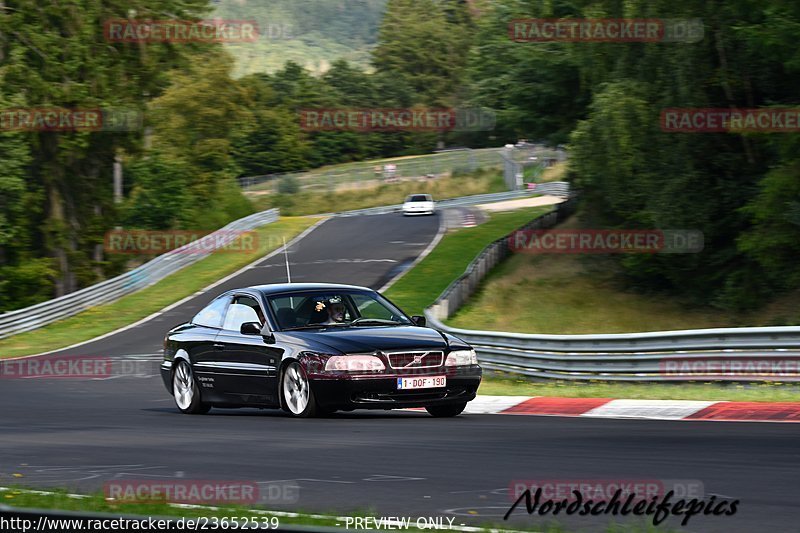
[413,354,423,364]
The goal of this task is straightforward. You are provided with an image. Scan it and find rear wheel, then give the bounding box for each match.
[172,360,210,414]
[281,362,319,418]
[425,402,466,417]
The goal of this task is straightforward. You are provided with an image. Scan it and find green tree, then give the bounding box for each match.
[0,0,210,298]
[145,50,254,229]
[373,0,474,105]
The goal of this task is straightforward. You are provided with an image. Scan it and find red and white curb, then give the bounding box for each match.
[455,396,800,423]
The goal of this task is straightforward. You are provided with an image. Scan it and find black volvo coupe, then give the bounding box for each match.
[160,283,482,417]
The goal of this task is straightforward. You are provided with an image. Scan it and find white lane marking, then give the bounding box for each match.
[443,506,516,518]
[7,218,329,361]
[463,396,534,414]
[448,488,508,495]
[255,478,355,485]
[363,474,425,482]
[255,259,398,268]
[378,215,446,292]
[7,465,170,484]
[581,399,716,420]
[0,487,89,499]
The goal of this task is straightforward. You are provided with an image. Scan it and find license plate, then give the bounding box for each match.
[397,376,446,390]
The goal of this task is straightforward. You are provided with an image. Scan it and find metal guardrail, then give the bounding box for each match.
[333,182,571,217]
[0,209,279,340]
[0,182,569,341]
[424,199,800,381]
[426,195,576,319]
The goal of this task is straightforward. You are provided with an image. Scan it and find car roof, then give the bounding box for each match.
[245,283,374,296]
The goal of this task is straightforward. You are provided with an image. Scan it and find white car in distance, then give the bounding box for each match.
[402,194,436,216]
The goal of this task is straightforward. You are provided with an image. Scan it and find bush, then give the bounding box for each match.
[277,175,300,195]
[0,258,57,312]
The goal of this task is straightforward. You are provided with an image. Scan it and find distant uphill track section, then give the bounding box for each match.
[333,182,571,217]
[0,209,279,340]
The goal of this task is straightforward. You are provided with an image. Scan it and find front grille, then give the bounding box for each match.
[386,350,444,369]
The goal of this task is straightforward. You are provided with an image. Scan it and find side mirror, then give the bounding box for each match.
[240,322,261,335]
[411,315,427,327]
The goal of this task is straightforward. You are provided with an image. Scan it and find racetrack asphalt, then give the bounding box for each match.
[1,211,798,532]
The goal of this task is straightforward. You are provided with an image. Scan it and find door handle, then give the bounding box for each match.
[213,343,225,350]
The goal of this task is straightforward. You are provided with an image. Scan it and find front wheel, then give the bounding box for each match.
[281,362,319,418]
[172,360,210,414]
[426,402,466,417]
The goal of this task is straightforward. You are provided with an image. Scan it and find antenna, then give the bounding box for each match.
[283,236,292,283]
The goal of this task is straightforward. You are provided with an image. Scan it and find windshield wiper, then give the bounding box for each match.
[349,318,405,326]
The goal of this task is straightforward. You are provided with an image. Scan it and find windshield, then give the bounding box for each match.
[268,290,413,330]
[407,195,430,202]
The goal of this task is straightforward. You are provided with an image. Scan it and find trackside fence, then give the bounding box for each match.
[424,198,800,382]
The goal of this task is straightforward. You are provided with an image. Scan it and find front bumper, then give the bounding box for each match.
[310,366,482,409]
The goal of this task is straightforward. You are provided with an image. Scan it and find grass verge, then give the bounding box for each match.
[382,205,800,403]
[0,218,317,359]
[384,206,550,316]
[0,486,679,532]
[249,169,506,216]
[478,374,800,403]
[448,215,800,334]
[243,148,503,193]
[0,487,367,531]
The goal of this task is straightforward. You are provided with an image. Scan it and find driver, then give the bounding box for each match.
[314,296,346,325]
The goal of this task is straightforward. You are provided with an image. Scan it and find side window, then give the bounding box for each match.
[222,295,265,332]
[192,295,231,328]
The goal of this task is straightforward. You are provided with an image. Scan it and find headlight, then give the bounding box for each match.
[445,349,477,366]
[325,355,386,372]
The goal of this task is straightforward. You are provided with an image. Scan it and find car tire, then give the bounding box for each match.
[425,402,467,417]
[172,360,210,415]
[281,362,319,418]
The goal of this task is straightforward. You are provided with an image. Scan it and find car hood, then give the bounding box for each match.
[279,326,466,354]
